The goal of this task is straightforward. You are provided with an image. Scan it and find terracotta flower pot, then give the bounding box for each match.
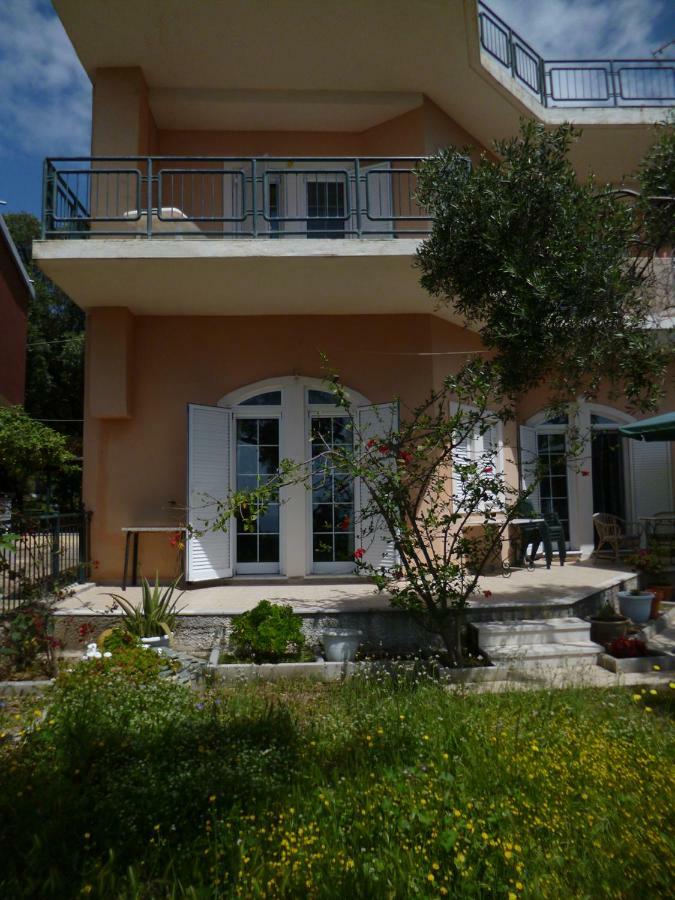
[646,585,672,619]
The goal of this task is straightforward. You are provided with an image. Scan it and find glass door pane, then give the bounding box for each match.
[592,430,626,524]
[537,432,571,541]
[306,181,345,238]
[311,415,354,570]
[236,417,280,572]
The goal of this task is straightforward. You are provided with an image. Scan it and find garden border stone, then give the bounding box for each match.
[597,652,675,674]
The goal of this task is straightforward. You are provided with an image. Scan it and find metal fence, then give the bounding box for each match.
[478,1,674,108]
[0,510,91,612]
[42,156,436,239]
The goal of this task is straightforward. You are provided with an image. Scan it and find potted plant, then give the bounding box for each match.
[617,588,654,625]
[321,617,362,662]
[589,600,629,646]
[641,548,671,618]
[622,550,659,623]
[108,574,185,649]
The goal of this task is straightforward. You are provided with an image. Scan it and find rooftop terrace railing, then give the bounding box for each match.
[42,156,437,240]
[478,1,674,108]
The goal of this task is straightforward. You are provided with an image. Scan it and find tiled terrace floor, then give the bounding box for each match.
[59,557,635,616]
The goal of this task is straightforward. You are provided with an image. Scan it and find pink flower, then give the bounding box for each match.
[354,548,366,560]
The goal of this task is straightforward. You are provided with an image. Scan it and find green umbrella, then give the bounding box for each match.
[619,412,675,442]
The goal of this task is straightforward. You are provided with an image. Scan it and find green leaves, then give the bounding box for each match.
[108,575,185,639]
[415,120,673,411]
[0,405,76,497]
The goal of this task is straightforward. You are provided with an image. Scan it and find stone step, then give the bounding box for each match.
[488,641,604,669]
[474,617,591,651]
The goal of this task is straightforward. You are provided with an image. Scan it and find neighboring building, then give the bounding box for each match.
[34,0,674,583]
[0,215,33,406]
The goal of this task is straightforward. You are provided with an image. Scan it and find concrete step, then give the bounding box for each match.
[474,617,591,651]
[488,641,604,669]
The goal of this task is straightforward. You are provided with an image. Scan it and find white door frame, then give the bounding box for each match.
[526,402,637,555]
[219,376,369,576]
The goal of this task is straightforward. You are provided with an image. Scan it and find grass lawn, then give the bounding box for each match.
[0,657,673,898]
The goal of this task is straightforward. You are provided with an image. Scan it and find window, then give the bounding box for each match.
[310,415,355,566]
[239,391,282,406]
[451,407,503,511]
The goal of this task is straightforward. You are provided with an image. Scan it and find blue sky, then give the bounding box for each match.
[0,0,673,217]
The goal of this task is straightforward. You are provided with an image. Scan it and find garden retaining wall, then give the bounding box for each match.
[52,572,639,654]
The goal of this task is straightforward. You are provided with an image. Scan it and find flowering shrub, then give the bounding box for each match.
[0,601,62,678]
[607,636,648,658]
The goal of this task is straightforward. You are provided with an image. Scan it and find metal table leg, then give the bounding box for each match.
[132,532,140,586]
[122,531,132,590]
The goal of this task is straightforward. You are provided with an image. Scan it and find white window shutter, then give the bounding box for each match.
[186,404,233,582]
[630,439,672,520]
[355,402,399,573]
[519,425,540,508]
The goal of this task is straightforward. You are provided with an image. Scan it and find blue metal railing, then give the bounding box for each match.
[478,1,674,108]
[41,156,435,240]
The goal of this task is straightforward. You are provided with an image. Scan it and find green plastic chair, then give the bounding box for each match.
[543,511,566,566]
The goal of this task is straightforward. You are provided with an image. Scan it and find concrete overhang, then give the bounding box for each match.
[33,238,469,325]
[149,89,425,132]
[53,0,672,184]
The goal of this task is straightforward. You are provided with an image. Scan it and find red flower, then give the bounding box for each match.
[581,469,590,477]
[377,443,390,455]
[482,466,493,474]
[366,438,377,449]
[398,450,413,465]
[338,515,351,531]
[354,548,366,560]
[483,590,493,599]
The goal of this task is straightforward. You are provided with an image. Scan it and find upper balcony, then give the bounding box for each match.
[34,154,466,323]
[40,155,431,241]
[477,1,674,114]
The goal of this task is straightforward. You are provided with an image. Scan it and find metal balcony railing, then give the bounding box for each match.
[41,156,436,240]
[478,1,674,108]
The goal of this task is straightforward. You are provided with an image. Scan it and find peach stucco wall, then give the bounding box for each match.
[83,312,494,581]
[0,238,29,406]
[90,67,487,161]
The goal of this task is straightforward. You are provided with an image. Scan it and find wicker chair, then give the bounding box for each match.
[592,513,641,560]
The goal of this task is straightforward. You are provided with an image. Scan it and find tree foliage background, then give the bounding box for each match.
[415,120,674,412]
[4,213,84,456]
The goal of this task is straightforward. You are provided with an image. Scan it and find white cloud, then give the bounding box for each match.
[0,0,91,158]
[488,0,665,59]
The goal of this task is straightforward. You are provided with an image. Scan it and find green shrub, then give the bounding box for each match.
[230,600,306,662]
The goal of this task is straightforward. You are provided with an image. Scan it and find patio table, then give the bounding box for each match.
[121,526,186,590]
[508,518,550,569]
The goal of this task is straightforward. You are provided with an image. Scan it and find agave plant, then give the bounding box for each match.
[108,574,185,638]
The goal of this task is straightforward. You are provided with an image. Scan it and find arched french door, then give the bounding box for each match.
[185,376,397,582]
[521,404,672,554]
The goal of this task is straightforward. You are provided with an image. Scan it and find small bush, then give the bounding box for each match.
[230,600,305,662]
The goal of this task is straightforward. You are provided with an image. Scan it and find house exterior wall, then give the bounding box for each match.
[0,225,30,406]
[83,311,503,581]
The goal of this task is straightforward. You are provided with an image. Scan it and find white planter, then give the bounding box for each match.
[141,634,171,651]
[617,591,654,625]
[322,629,362,662]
